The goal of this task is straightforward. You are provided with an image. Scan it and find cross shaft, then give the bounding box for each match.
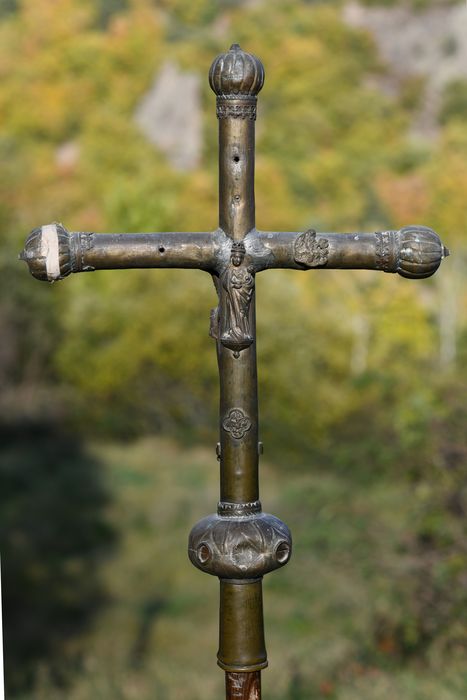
[20,44,449,700]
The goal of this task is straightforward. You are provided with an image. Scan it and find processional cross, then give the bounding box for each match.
[21,45,449,699]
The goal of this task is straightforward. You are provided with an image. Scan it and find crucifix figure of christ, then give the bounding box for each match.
[20,44,449,700]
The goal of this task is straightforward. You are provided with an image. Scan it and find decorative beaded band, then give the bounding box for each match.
[217,500,262,517]
[70,232,95,273]
[375,230,399,272]
[216,95,257,121]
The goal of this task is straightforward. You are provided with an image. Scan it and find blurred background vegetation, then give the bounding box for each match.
[1,0,466,697]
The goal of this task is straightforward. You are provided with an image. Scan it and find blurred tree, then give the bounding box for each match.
[1,423,115,695]
[1,0,466,695]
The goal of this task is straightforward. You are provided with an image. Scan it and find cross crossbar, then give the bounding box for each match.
[20,44,449,700]
[21,226,448,280]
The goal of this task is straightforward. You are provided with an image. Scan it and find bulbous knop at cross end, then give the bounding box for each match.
[209,43,265,97]
[19,223,96,281]
[19,223,72,282]
[374,225,449,279]
[396,225,449,279]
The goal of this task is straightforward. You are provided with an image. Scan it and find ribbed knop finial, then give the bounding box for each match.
[397,225,447,279]
[19,223,72,282]
[209,44,265,97]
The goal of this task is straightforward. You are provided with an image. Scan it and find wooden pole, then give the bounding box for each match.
[226,671,261,700]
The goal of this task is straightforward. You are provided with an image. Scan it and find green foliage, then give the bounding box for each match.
[440,78,467,125]
[95,0,129,28]
[11,437,467,699]
[1,0,466,697]
[359,0,459,8]
[0,0,17,18]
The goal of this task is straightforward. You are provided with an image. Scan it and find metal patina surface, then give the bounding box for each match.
[20,43,449,699]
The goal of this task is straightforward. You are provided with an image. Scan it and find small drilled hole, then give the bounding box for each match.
[159,246,165,253]
[233,155,240,162]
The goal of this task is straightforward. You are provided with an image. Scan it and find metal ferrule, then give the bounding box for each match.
[217,579,268,672]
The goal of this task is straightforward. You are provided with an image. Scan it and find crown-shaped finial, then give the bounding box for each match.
[209,44,265,97]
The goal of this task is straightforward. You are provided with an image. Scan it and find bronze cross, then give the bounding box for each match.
[20,44,449,700]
